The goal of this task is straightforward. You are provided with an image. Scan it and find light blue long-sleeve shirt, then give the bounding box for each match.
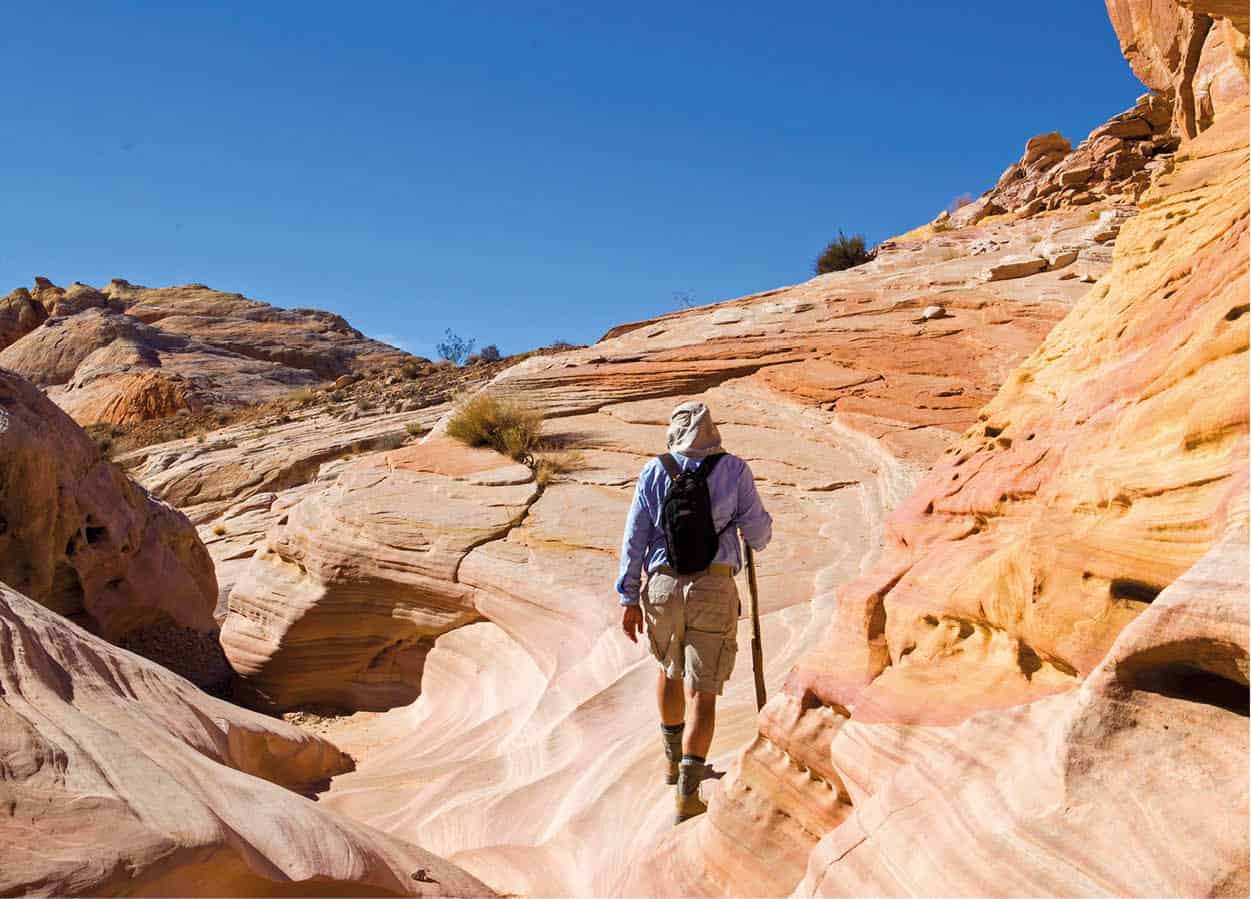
[616,452,772,606]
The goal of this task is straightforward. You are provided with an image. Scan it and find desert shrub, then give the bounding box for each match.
[534,450,585,487]
[399,359,425,380]
[548,339,576,352]
[815,231,873,274]
[404,421,424,437]
[288,387,316,407]
[436,329,476,366]
[446,392,542,462]
[356,397,375,412]
[932,215,953,233]
[479,344,501,363]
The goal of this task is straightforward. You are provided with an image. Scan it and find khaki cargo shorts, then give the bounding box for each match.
[642,567,739,695]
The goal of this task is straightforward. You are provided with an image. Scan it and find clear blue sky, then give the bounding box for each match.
[2,2,1143,359]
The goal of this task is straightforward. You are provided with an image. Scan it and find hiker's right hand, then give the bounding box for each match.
[621,604,643,643]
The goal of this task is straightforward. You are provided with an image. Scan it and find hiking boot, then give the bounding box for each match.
[674,759,721,825]
[662,727,684,786]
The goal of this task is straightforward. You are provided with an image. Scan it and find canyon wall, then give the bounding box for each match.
[212,188,1152,894]
[638,1,1249,895]
[0,368,223,686]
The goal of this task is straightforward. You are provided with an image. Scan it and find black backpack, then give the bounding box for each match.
[658,453,730,574]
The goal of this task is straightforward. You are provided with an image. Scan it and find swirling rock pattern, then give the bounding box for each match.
[0,581,492,898]
[641,4,1249,895]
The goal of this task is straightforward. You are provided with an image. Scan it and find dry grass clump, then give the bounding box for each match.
[446,392,543,462]
[447,392,585,486]
[404,421,424,437]
[288,387,316,408]
[534,450,585,487]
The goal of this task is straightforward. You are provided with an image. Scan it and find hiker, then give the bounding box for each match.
[616,400,772,825]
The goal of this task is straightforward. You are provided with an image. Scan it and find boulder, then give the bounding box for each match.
[0,580,492,897]
[0,368,222,687]
[980,254,1048,281]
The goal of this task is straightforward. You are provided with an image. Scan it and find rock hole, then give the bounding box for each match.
[1121,662,1248,717]
[924,502,934,514]
[65,536,77,557]
[867,598,886,639]
[799,688,824,710]
[984,425,1003,438]
[85,525,107,545]
[956,620,973,639]
[1109,578,1161,604]
[900,644,916,658]
[1017,643,1043,679]
[1026,433,1035,441]
[1225,304,1248,322]
[922,614,939,627]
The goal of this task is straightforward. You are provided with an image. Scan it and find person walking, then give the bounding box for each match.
[616,400,772,824]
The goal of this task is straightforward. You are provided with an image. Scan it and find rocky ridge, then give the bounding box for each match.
[0,279,413,426]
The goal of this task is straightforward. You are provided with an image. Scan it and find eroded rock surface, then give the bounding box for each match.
[641,3,1249,894]
[0,581,491,898]
[218,199,1133,895]
[0,368,222,686]
[0,279,412,426]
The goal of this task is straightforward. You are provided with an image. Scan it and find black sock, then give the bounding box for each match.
[661,723,684,736]
[681,754,705,767]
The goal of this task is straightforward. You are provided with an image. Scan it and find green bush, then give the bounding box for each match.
[815,231,873,274]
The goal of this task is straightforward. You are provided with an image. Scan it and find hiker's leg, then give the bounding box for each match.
[683,686,717,758]
[658,668,685,726]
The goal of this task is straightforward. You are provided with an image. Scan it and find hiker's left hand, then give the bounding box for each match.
[621,605,643,643]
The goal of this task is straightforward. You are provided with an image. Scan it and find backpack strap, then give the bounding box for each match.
[657,453,682,480]
[696,453,726,477]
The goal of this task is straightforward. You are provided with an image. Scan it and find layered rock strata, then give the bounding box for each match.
[641,2,1249,894]
[0,581,491,898]
[220,202,1130,894]
[0,368,222,686]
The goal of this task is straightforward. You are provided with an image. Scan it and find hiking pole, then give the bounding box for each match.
[744,543,766,712]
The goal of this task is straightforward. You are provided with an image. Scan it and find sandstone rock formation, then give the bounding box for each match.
[0,279,412,426]
[0,580,491,897]
[0,368,223,687]
[211,200,1138,895]
[938,91,1176,230]
[638,1,1249,895]
[207,5,1251,898]
[18,3,1238,896]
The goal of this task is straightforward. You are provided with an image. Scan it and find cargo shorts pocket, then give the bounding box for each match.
[684,576,737,636]
[643,573,682,676]
[687,633,738,695]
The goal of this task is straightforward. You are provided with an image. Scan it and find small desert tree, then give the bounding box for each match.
[815,231,873,274]
[479,344,501,363]
[436,329,476,366]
